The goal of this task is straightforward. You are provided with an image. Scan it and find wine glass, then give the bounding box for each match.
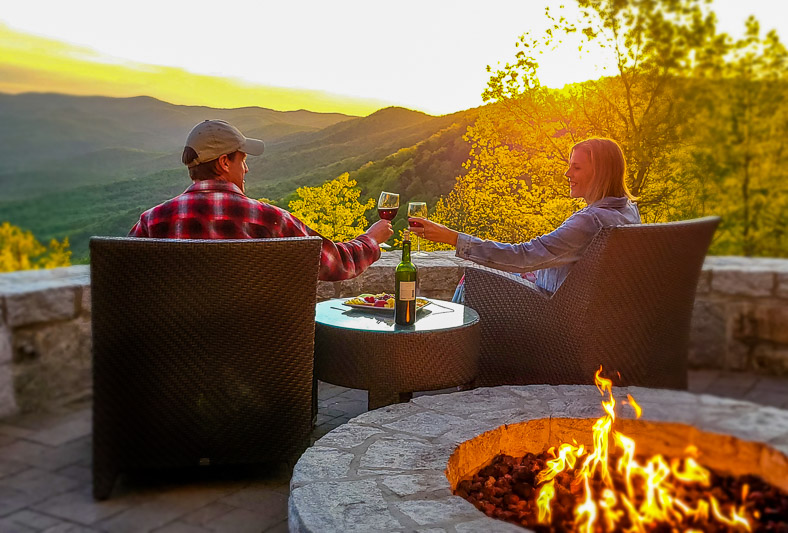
[377,192,399,220]
[377,192,399,249]
[407,201,428,256]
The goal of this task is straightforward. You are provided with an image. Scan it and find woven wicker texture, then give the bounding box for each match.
[315,304,480,408]
[90,236,321,500]
[464,217,720,390]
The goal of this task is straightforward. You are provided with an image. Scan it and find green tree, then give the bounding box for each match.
[483,0,724,218]
[682,19,788,256]
[287,173,375,241]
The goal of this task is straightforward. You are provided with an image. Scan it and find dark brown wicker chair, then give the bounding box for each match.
[89,236,322,500]
[464,217,720,390]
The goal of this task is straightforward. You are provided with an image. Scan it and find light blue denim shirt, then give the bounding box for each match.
[455,197,641,294]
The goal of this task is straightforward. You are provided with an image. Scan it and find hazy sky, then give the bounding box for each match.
[1,0,786,115]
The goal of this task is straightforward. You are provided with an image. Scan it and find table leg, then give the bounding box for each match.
[368,390,413,410]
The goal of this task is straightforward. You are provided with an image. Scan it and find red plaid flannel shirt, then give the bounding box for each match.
[128,180,380,281]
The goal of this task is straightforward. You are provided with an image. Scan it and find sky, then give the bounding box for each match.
[1,0,786,116]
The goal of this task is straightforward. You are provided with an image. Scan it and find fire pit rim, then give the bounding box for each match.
[288,385,788,533]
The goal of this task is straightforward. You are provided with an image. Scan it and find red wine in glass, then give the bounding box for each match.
[408,220,423,227]
[378,207,399,220]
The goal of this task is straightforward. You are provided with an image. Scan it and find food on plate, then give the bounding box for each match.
[343,293,429,310]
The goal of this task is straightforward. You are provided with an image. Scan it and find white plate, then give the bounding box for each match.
[342,300,431,313]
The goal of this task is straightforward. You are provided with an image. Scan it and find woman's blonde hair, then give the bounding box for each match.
[571,138,636,203]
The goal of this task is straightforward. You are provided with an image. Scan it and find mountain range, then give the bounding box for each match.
[0,92,477,260]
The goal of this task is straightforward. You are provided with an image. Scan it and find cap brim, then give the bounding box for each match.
[241,138,265,156]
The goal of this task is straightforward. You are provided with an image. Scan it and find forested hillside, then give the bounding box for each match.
[0,93,476,260]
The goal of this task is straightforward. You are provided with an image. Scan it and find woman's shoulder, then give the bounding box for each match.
[575,197,640,226]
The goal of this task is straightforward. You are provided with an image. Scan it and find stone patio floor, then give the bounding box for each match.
[0,370,785,533]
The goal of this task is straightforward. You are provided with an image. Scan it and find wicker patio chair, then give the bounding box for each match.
[464,217,720,390]
[90,236,322,500]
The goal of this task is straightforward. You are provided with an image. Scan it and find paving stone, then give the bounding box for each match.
[314,407,344,418]
[203,507,277,533]
[180,502,235,527]
[152,522,212,533]
[320,399,366,419]
[0,484,48,517]
[3,509,63,530]
[40,524,102,533]
[687,369,721,393]
[0,423,34,439]
[0,515,37,532]
[743,389,788,409]
[263,520,289,533]
[56,465,92,485]
[314,413,337,426]
[0,458,27,478]
[25,412,91,447]
[0,468,81,501]
[219,486,288,518]
[35,436,92,471]
[32,486,132,525]
[96,499,210,533]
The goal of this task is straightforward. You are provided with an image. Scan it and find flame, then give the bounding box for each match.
[534,367,752,531]
[626,393,642,418]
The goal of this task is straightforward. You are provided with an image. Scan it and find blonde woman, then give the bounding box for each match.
[409,138,641,301]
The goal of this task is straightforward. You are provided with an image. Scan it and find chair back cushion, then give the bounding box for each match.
[90,237,321,470]
[558,217,719,386]
[466,217,719,389]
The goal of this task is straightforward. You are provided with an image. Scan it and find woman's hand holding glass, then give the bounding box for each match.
[406,217,460,248]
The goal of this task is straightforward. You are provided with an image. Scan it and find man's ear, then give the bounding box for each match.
[217,154,230,171]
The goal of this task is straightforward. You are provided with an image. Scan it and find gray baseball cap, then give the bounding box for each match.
[184,119,265,167]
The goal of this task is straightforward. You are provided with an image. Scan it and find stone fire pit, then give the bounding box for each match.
[288,385,788,532]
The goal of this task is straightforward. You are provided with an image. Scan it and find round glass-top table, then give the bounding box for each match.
[314,298,481,409]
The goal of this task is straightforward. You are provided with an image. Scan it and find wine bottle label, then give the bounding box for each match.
[399,281,416,301]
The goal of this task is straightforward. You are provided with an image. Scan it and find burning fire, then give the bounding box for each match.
[534,367,751,532]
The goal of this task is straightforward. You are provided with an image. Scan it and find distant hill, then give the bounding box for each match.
[0,92,477,260]
[0,92,354,200]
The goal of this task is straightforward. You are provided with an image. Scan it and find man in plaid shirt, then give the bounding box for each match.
[129,120,393,281]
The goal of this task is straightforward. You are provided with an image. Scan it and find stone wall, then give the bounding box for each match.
[0,266,91,417]
[0,254,786,417]
[691,256,788,375]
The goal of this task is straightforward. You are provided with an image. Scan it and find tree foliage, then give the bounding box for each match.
[433,0,787,257]
[0,222,71,272]
[287,173,375,242]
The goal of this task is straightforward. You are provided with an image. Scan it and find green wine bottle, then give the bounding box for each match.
[395,231,417,325]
